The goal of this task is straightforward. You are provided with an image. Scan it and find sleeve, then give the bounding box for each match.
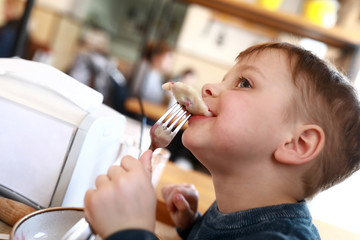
[105,229,159,240]
[176,212,202,239]
[241,232,301,240]
[176,226,193,239]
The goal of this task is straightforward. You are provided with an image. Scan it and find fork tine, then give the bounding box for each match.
[164,107,184,126]
[157,103,181,124]
[168,109,187,129]
[172,114,191,134]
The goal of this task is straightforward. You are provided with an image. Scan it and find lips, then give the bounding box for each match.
[188,115,210,125]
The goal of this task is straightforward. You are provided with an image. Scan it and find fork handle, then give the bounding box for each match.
[149,143,156,151]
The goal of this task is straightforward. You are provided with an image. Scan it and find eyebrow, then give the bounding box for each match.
[240,65,266,79]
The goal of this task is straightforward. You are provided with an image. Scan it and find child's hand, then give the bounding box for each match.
[84,150,156,239]
[161,184,199,229]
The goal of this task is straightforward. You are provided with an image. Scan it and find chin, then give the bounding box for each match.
[182,128,198,149]
[182,131,205,157]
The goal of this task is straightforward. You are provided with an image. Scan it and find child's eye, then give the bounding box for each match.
[236,77,252,88]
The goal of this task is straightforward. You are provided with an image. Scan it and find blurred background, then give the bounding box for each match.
[2,0,360,93]
[1,0,360,236]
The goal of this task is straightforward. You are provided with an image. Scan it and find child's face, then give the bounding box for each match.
[183,49,298,170]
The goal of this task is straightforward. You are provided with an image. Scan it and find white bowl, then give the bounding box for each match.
[11,207,85,240]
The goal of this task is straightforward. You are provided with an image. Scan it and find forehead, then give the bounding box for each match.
[238,48,289,64]
[234,49,293,78]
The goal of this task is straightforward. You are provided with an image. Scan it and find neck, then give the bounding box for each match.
[210,162,304,213]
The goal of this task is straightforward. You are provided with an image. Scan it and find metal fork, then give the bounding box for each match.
[61,103,190,240]
[149,102,191,151]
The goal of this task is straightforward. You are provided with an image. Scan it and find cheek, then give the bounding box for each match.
[217,93,282,144]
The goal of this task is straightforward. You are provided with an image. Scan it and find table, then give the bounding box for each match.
[0,222,10,239]
[0,161,214,240]
[124,97,168,121]
[155,162,215,226]
[2,161,360,240]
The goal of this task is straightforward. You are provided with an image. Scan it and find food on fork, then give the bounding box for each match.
[162,82,212,117]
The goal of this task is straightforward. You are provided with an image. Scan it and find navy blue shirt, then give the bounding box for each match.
[106,201,320,240]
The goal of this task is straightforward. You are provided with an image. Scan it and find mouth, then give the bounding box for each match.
[187,102,215,124]
[188,114,212,125]
[208,108,215,116]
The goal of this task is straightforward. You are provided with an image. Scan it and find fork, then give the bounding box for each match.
[149,102,191,151]
[61,103,190,240]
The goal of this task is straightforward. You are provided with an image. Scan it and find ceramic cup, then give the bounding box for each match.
[10,207,86,240]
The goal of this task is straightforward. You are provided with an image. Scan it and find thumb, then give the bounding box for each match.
[173,193,190,212]
[139,150,153,178]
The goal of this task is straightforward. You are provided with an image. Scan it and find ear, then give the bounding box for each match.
[274,125,325,165]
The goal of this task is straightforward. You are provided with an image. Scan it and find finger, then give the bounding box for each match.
[177,187,199,212]
[84,188,95,205]
[139,150,153,178]
[161,185,176,201]
[163,184,197,200]
[107,165,125,180]
[173,193,189,212]
[95,174,109,188]
[120,155,139,171]
[185,184,197,190]
[166,197,177,213]
[162,186,179,213]
[83,189,98,228]
[83,189,96,216]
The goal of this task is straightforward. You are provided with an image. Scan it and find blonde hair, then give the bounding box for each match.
[238,42,360,198]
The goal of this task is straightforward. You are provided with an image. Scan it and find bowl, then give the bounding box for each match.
[10,207,86,240]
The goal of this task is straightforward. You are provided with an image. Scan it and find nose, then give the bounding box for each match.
[202,83,222,98]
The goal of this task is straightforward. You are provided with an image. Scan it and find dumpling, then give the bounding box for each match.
[162,82,212,117]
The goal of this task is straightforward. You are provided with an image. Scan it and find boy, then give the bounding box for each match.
[83,42,360,239]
